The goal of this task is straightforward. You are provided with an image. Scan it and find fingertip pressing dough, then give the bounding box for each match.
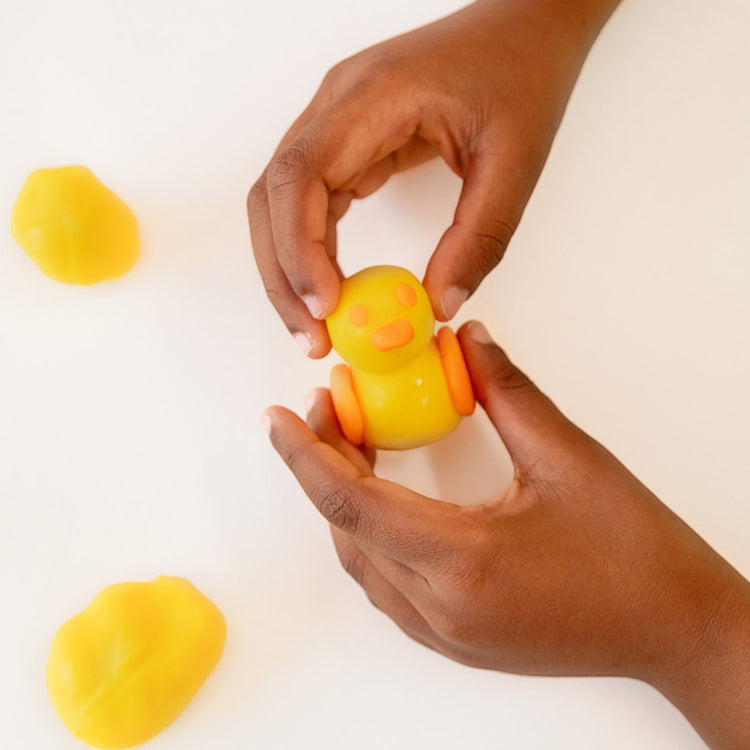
[326,265,475,450]
[11,165,139,284]
[46,576,225,749]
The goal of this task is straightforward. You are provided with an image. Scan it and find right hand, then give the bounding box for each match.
[248,0,621,357]
[263,320,750,750]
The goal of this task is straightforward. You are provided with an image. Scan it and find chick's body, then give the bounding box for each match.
[326,266,474,450]
[352,337,459,449]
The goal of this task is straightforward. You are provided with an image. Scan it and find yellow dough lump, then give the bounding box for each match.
[11,165,139,284]
[47,576,225,749]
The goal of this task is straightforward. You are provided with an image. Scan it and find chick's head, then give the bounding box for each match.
[327,266,434,374]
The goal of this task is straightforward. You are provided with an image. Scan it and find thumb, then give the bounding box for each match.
[458,320,580,473]
[423,146,527,321]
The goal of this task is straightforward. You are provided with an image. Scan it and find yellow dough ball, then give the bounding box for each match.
[11,166,139,284]
[326,266,435,375]
[46,576,225,749]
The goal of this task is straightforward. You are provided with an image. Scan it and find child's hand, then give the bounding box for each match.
[248,0,620,357]
[263,320,750,750]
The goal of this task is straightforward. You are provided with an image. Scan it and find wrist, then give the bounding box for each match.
[473,0,621,49]
[651,564,750,749]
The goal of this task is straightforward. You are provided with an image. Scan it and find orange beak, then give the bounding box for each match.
[372,319,415,351]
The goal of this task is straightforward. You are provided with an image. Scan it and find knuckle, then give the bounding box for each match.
[319,53,372,102]
[246,176,268,213]
[487,361,533,396]
[322,59,349,89]
[427,541,495,646]
[262,279,287,310]
[356,56,400,91]
[363,591,384,614]
[277,448,299,478]
[433,607,474,644]
[473,218,515,278]
[266,141,313,193]
[442,643,487,669]
[318,482,360,533]
[277,441,300,472]
[278,438,315,478]
[339,548,368,586]
[325,47,401,97]
[452,550,492,594]
[433,547,484,592]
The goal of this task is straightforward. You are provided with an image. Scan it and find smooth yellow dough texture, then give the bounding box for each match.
[11,165,139,284]
[327,265,435,375]
[46,576,225,749]
[352,338,461,449]
[326,265,462,449]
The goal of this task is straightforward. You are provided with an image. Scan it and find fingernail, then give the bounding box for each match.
[441,286,469,320]
[304,389,318,416]
[303,294,327,320]
[469,320,493,344]
[293,331,313,356]
[261,410,273,435]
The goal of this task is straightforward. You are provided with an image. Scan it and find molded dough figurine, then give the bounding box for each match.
[11,165,139,284]
[326,265,475,450]
[46,576,225,749]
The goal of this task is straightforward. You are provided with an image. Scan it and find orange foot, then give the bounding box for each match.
[437,327,476,417]
[330,364,365,445]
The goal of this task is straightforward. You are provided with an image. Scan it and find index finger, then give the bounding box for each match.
[266,88,422,320]
[262,404,458,567]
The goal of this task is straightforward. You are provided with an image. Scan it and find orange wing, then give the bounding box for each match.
[330,364,365,445]
[436,327,475,417]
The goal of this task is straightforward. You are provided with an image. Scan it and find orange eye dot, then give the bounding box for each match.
[396,283,417,308]
[348,304,369,327]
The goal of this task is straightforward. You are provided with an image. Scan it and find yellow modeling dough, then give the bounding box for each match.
[11,165,139,284]
[326,265,475,450]
[46,576,225,749]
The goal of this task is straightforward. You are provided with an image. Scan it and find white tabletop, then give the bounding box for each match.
[1,0,748,748]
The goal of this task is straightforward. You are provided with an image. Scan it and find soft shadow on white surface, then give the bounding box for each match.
[425,410,514,505]
[375,409,514,505]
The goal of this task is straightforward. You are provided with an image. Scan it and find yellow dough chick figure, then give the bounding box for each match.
[326,265,475,450]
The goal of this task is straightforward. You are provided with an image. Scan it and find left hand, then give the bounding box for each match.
[247,0,620,358]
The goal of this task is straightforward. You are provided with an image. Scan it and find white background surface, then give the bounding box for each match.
[1,0,748,748]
